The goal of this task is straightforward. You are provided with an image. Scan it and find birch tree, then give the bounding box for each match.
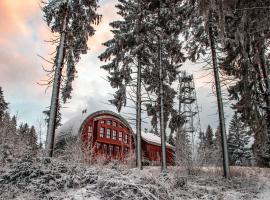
[42,0,101,157]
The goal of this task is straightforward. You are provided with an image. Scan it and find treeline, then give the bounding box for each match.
[0,87,39,165]
[198,113,253,167]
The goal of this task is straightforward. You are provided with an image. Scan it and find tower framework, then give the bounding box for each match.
[178,71,201,157]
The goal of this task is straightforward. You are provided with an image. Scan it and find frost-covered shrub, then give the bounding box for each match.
[0,156,262,200]
[55,135,94,165]
[0,155,99,199]
[123,150,136,168]
[0,144,13,165]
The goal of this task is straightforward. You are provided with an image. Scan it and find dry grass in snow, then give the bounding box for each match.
[0,156,269,200]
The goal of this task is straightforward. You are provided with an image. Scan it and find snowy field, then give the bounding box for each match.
[0,156,269,200]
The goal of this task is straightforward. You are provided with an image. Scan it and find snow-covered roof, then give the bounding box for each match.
[56,110,174,149]
[137,131,174,149]
[56,110,133,142]
[56,113,87,138]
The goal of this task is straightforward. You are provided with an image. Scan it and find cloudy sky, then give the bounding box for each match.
[0,0,232,137]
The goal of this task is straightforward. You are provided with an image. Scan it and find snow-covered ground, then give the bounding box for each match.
[257,176,270,200]
[0,156,269,200]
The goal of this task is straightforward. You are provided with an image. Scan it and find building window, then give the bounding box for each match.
[103,144,107,154]
[109,145,113,155]
[96,142,101,150]
[100,127,104,138]
[107,128,111,139]
[113,130,117,140]
[119,132,123,141]
[100,120,105,124]
[107,120,112,125]
[124,147,128,154]
[88,126,92,132]
[112,121,117,127]
[115,146,120,155]
[124,134,128,143]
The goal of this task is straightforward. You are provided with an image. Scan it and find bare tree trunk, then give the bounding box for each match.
[158,36,167,171]
[257,42,270,160]
[208,11,230,178]
[46,10,68,157]
[158,1,167,172]
[136,54,142,170]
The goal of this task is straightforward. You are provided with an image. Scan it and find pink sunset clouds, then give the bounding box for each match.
[0,0,228,132]
[0,0,119,125]
[0,0,46,94]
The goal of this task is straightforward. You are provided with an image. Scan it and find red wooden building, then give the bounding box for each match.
[56,110,174,164]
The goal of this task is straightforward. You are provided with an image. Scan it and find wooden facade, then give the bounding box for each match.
[58,110,174,165]
[141,140,174,165]
[80,112,134,160]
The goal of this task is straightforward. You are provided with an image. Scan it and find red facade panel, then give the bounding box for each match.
[79,112,174,165]
[142,140,174,165]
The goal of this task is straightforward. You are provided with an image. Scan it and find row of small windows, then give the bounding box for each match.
[99,127,129,143]
[96,142,129,155]
[100,120,123,128]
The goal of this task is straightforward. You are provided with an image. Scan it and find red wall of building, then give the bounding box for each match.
[142,140,174,165]
[79,112,174,165]
[80,113,134,161]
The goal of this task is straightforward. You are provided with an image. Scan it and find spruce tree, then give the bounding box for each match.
[227,113,252,166]
[18,123,29,137]
[205,125,214,147]
[201,125,218,165]
[29,126,38,153]
[219,0,270,166]
[142,0,185,171]
[179,0,270,168]
[178,0,230,177]
[42,0,101,157]
[99,0,151,169]
[100,0,185,171]
[0,87,8,122]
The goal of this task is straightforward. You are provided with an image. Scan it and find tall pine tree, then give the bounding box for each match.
[178,0,230,177]
[220,0,270,167]
[99,0,150,169]
[42,0,101,157]
[100,0,185,171]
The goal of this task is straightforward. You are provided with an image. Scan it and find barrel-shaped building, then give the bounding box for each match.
[56,110,174,164]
